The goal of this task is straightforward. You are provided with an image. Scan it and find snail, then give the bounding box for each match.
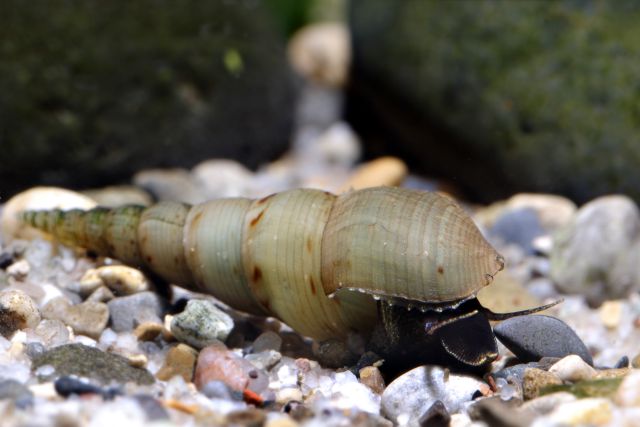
[20,187,556,375]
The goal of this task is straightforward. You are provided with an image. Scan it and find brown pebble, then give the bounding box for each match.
[594,368,631,380]
[134,322,165,341]
[632,353,640,369]
[156,343,198,382]
[127,354,148,369]
[359,366,385,394]
[226,408,266,427]
[194,342,268,395]
[162,399,198,414]
[523,368,562,400]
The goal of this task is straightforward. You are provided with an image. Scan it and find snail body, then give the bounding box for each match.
[21,186,520,372]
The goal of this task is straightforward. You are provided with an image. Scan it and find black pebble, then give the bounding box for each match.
[54,376,121,399]
[494,315,593,366]
[419,400,450,427]
[0,252,14,270]
[614,355,629,369]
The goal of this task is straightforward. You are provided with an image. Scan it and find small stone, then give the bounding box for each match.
[522,368,562,400]
[54,376,120,399]
[417,400,450,427]
[547,397,613,426]
[126,354,148,369]
[201,380,234,400]
[264,416,299,427]
[339,156,407,192]
[194,342,268,395]
[132,394,169,421]
[107,291,164,332]
[191,159,254,199]
[85,286,115,303]
[35,319,70,347]
[252,331,283,353]
[492,359,560,385]
[613,356,630,369]
[313,338,358,369]
[245,350,282,371]
[0,251,15,270]
[381,365,487,425]
[490,207,545,254]
[520,391,576,415]
[276,387,303,405]
[599,300,623,329]
[81,186,153,208]
[43,298,109,339]
[31,343,154,385]
[494,315,593,366]
[633,353,640,369]
[170,299,234,349]
[133,168,203,204]
[549,355,597,382]
[0,379,34,409]
[25,342,46,359]
[468,396,530,427]
[551,195,640,304]
[80,265,151,296]
[226,408,267,427]
[156,343,198,382]
[614,370,640,407]
[134,322,164,341]
[359,366,385,394]
[504,193,577,232]
[0,289,41,338]
[7,259,30,280]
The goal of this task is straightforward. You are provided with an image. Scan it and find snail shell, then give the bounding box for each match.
[20,187,503,341]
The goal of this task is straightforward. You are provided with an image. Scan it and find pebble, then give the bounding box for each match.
[0,379,34,408]
[201,380,234,400]
[599,300,623,329]
[504,193,577,232]
[490,207,545,254]
[245,350,282,371]
[520,391,576,415]
[0,289,41,338]
[79,265,151,296]
[132,394,169,421]
[191,159,254,199]
[155,343,198,382]
[338,156,407,192]
[632,353,640,369]
[133,168,203,204]
[107,291,164,332]
[288,22,350,88]
[549,355,597,382]
[170,299,234,349]
[85,285,115,303]
[81,185,153,207]
[312,338,358,369]
[493,314,593,365]
[381,365,487,426]
[468,396,529,427]
[42,297,109,339]
[359,366,385,395]
[194,342,269,396]
[551,195,640,304]
[252,331,283,353]
[614,370,640,407]
[522,368,562,400]
[133,321,165,341]
[0,186,96,241]
[34,319,70,347]
[31,343,154,385]
[54,375,120,399]
[546,397,613,426]
[7,259,30,280]
[418,400,451,427]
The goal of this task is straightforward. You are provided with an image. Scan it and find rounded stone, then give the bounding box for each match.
[0,289,41,338]
[170,299,234,350]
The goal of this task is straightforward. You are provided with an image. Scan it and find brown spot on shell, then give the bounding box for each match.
[309,276,316,295]
[250,210,265,227]
[252,266,262,283]
[257,194,274,205]
[306,237,312,253]
[192,211,203,225]
[146,255,153,264]
[438,266,444,274]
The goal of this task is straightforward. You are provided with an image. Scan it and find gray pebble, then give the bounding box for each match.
[418,400,450,427]
[132,394,169,421]
[107,291,164,332]
[201,380,234,400]
[491,207,545,254]
[245,350,282,371]
[381,365,486,426]
[170,299,234,349]
[42,298,109,339]
[494,315,593,366]
[35,318,70,347]
[25,342,46,360]
[0,379,34,409]
[252,331,282,353]
[492,358,560,385]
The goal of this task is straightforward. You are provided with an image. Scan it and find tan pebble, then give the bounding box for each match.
[359,366,385,394]
[85,285,115,303]
[549,354,597,382]
[633,353,640,369]
[339,156,408,193]
[523,368,562,400]
[80,265,150,296]
[0,289,41,338]
[156,343,198,382]
[264,415,299,427]
[594,367,631,379]
[226,408,267,427]
[7,259,30,280]
[276,387,303,405]
[1,186,97,241]
[81,185,152,208]
[42,297,109,339]
[599,300,623,329]
[615,370,640,407]
[127,354,148,369]
[162,398,199,414]
[163,314,175,341]
[288,22,350,87]
[548,397,612,426]
[505,193,577,231]
[134,322,165,341]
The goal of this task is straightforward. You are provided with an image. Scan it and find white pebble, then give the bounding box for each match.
[7,259,30,279]
[544,398,612,426]
[549,354,597,382]
[615,370,640,407]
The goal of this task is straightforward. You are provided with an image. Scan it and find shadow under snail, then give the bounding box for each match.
[21,186,557,376]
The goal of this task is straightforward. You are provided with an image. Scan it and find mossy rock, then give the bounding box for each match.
[348,0,640,203]
[0,0,296,197]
